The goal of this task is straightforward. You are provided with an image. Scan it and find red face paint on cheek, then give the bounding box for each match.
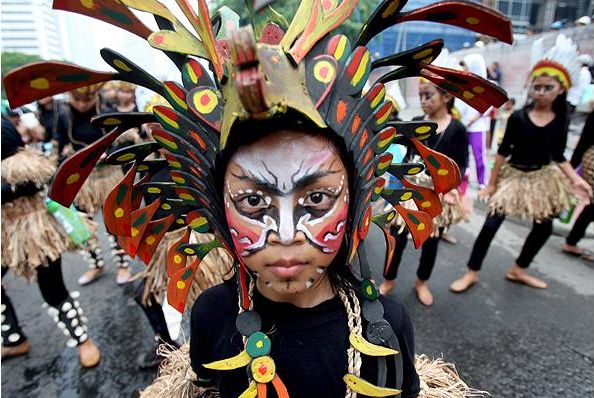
[313,200,349,253]
[225,202,267,256]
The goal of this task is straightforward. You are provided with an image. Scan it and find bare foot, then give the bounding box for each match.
[116,267,131,285]
[78,338,101,368]
[440,233,458,245]
[505,265,547,289]
[562,244,594,262]
[450,270,479,293]
[379,279,397,295]
[1,340,30,359]
[78,267,104,286]
[414,280,433,306]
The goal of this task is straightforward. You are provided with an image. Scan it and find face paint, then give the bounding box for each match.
[225,134,349,257]
[223,130,349,298]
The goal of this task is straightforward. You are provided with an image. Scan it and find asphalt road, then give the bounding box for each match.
[2,204,593,397]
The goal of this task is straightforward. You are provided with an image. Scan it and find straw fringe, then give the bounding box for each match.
[75,165,124,213]
[134,230,233,306]
[435,200,471,229]
[415,354,490,398]
[1,148,55,187]
[581,147,593,197]
[488,164,573,221]
[139,343,219,398]
[140,346,487,398]
[1,194,74,280]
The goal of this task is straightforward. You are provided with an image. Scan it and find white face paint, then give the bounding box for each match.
[223,130,350,298]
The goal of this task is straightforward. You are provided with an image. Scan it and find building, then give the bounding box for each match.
[1,0,65,60]
[367,0,478,58]
[494,0,593,33]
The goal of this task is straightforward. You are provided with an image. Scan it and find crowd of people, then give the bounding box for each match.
[1,1,593,397]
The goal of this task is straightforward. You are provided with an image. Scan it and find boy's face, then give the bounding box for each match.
[224,130,349,296]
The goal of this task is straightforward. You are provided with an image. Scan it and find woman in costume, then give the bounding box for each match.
[451,35,593,293]
[562,110,594,262]
[1,113,101,367]
[3,0,515,395]
[380,52,469,306]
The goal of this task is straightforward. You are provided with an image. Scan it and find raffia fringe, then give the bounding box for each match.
[75,165,124,213]
[416,354,489,398]
[435,200,471,229]
[139,344,219,398]
[1,194,74,280]
[133,230,234,306]
[1,148,56,187]
[488,164,573,222]
[140,346,486,398]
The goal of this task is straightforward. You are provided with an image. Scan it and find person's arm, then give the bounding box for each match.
[479,154,505,199]
[570,111,594,167]
[558,161,593,200]
[1,181,41,204]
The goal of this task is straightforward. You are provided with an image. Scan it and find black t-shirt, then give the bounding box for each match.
[497,108,567,167]
[411,116,469,176]
[190,279,420,398]
[56,104,104,153]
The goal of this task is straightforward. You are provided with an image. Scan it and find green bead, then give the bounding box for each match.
[246,331,271,358]
[361,279,379,301]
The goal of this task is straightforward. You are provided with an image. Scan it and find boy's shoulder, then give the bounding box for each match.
[191,279,238,320]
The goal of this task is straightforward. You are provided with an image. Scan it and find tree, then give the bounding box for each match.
[1,52,43,99]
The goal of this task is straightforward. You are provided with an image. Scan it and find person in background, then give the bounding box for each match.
[379,74,468,305]
[562,110,594,262]
[459,54,491,188]
[1,112,101,367]
[451,35,593,293]
[99,81,118,113]
[490,98,516,153]
[567,54,593,112]
[487,62,502,86]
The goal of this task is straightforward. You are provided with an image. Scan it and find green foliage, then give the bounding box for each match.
[210,0,378,42]
[1,52,43,99]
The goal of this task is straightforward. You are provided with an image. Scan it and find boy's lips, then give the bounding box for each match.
[267,259,308,279]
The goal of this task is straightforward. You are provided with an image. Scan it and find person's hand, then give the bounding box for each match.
[478,184,496,200]
[573,176,593,200]
[443,189,460,205]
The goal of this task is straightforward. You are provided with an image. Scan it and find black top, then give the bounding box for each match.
[411,116,469,177]
[1,116,41,204]
[191,279,420,398]
[571,111,593,168]
[55,104,104,153]
[497,109,567,167]
[37,100,65,143]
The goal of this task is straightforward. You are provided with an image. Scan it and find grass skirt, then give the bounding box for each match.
[140,345,488,398]
[75,165,124,213]
[488,164,572,221]
[134,229,233,307]
[1,193,75,280]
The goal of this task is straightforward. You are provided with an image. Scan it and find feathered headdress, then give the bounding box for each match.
[3,0,511,395]
[530,34,581,90]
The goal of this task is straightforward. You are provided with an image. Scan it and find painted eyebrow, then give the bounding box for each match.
[230,167,342,195]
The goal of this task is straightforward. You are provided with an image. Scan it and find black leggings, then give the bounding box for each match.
[468,213,553,271]
[384,227,442,281]
[1,257,70,345]
[566,203,594,246]
[128,279,174,345]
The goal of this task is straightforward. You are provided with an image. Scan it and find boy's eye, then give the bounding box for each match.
[302,192,333,208]
[236,194,270,215]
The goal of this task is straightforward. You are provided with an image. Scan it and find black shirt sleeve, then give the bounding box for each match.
[571,111,594,167]
[497,110,520,158]
[190,286,218,386]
